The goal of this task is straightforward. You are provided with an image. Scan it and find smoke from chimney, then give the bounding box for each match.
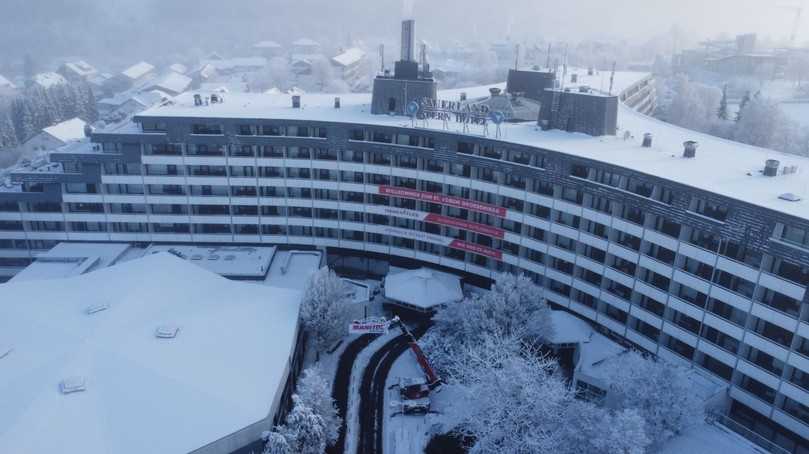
[402,0,415,19]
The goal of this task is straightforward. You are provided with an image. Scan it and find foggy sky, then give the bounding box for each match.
[0,0,801,67]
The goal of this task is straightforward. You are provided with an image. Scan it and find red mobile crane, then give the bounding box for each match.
[387,316,441,400]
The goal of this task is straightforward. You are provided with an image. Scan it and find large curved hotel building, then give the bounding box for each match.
[2,22,809,453]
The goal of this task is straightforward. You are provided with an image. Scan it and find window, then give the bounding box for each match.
[191,124,222,135]
[690,198,729,222]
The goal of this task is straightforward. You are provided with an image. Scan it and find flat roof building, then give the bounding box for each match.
[0,252,305,454]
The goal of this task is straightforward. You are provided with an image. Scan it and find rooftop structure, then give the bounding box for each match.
[42,118,88,143]
[144,72,192,96]
[144,244,276,279]
[60,60,98,80]
[169,63,188,75]
[0,252,303,454]
[32,72,67,89]
[383,267,463,312]
[10,242,135,282]
[121,61,156,81]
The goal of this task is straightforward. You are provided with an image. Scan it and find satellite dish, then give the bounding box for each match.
[406,100,420,117]
[489,110,505,125]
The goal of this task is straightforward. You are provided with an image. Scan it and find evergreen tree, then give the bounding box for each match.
[735,90,751,122]
[296,367,341,445]
[717,84,729,120]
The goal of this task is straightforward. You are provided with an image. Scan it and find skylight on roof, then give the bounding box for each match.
[155,325,180,339]
[59,376,87,394]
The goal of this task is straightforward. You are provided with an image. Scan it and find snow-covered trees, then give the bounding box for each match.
[300,267,353,359]
[559,401,649,454]
[662,74,722,132]
[263,396,327,454]
[597,351,704,447]
[249,57,293,92]
[263,367,340,454]
[440,333,651,454]
[421,273,552,374]
[296,367,340,445]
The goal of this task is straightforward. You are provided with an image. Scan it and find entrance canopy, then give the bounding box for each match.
[383,267,463,311]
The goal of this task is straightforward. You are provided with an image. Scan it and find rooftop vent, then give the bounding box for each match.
[292,95,301,108]
[191,254,203,260]
[588,67,595,76]
[59,376,87,394]
[155,325,180,339]
[571,74,578,83]
[578,85,590,93]
[683,141,698,159]
[460,92,467,101]
[208,254,220,261]
[193,94,203,106]
[85,303,109,315]
[642,133,653,148]
[489,87,502,96]
[334,97,341,109]
[779,193,802,202]
[764,159,780,177]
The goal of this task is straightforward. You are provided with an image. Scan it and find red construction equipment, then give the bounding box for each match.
[388,316,442,390]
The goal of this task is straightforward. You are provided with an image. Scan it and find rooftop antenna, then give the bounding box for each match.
[379,44,385,74]
[514,43,520,70]
[608,61,616,95]
[546,43,552,70]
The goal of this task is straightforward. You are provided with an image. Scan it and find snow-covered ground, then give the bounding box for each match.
[383,347,466,454]
[659,422,767,454]
[344,331,398,454]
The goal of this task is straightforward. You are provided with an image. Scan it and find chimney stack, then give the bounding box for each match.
[683,140,698,158]
[401,19,416,62]
[642,133,653,148]
[292,95,301,108]
[764,159,780,177]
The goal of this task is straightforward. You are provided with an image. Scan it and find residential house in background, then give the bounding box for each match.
[253,40,284,58]
[18,117,88,154]
[58,60,99,82]
[104,61,156,94]
[143,72,192,96]
[31,72,67,90]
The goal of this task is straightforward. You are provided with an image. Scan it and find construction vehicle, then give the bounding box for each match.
[386,316,442,399]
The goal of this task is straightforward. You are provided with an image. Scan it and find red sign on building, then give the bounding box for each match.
[379,186,507,218]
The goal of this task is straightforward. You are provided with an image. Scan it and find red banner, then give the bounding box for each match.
[379,186,507,218]
[449,239,503,260]
[425,213,505,239]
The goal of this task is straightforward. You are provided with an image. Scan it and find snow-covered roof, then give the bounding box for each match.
[147,72,192,95]
[547,310,595,344]
[10,242,134,282]
[201,57,268,71]
[659,423,765,454]
[87,72,112,86]
[263,250,323,291]
[32,72,67,89]
[332,48,366,67]
[62,60,98,78]
[121,61,155,80]
[0,74,15,88]
[254,40,282,49]
[384,267,463,309]
[169,63,188,74]
[42,118,87,143]
[131,89,171,108]
[144,244,276,278]
[136,70,809,222]
[293,38,320,47]
[0,252,302,454]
